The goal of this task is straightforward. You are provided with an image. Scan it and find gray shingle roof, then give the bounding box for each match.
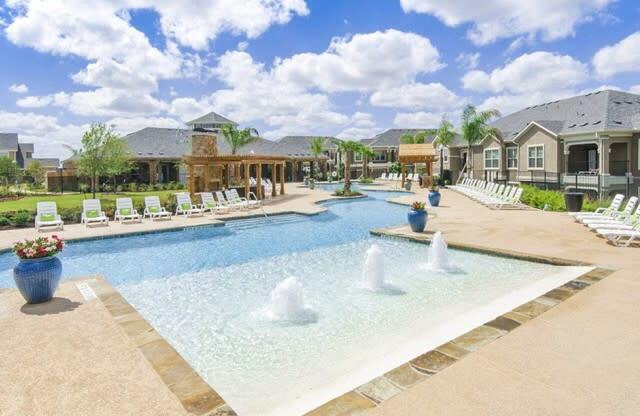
[365,129,435,147]
[185,112,237,127]
[276,136,337,157]
[0,133,18,150]
[25,158,60,168]
[492,89,640,141]
[122,128,330,160]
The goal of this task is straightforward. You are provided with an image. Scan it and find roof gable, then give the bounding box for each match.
[186,112,237,126]
[0,133,18,150]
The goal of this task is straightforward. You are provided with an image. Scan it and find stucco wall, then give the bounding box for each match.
[516,128,559,172]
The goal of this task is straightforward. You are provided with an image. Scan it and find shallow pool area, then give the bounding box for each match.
[0,189,593,415]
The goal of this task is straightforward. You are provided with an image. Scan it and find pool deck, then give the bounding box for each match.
[1,184,639,415]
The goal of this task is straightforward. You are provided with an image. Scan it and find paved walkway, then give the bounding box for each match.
[0,184,333,252]
[366,189,640,416]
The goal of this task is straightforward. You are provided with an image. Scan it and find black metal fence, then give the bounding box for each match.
[463,169,638,199]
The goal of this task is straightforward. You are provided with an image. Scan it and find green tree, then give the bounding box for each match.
[335,140,374,193]
[220,124,259,155]
[310,137,326,179]
[399,130,436,144]
[25,160,45,187]
[76,123,132,198]
[461,105,501,175]
[0,156,18,186]
[435,116,457,179]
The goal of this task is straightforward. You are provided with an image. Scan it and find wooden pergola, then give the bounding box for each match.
[183,154,288,199]
[398,143,438,187]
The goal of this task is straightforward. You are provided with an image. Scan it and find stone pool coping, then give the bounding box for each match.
[303,229,614,415]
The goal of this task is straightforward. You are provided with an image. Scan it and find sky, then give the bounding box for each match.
[1,0,640,160]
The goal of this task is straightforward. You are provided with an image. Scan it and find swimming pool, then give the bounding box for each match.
[0,190,591,415]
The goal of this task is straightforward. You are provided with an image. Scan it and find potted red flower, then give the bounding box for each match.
[12,235,65,303]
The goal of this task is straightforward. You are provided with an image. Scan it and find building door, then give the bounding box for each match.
[588,149,597,172]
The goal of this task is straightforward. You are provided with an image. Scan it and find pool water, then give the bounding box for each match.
[0,190,591,415]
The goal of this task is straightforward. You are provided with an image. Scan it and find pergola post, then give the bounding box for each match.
[244,162,250,197]
[256,163,262,199]
[187,163,195,195]
[203,164,210,192]
[401,163,406,187]
[271,163,277,197]
[279,162,285,195]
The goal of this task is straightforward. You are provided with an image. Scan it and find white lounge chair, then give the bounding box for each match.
[175,192,204,216]
[379,173,388,181]
[583,198,639,228]
[216,191,245,210]
[35,201,64,231]
[569,194,624,219]
[143,196,172,221]
[226,189,261,209]
[262,179,273,199]
[578,196,636,224]
[81,199,109,227]
[595,222,640,247]
[114,197,142,223]
[198,192,230,214]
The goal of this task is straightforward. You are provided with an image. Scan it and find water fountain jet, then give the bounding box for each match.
[265,277,317,323]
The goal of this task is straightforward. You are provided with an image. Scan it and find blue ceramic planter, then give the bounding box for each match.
[13,256,62,304]
[428,191,441,207]
[407,209,428,233]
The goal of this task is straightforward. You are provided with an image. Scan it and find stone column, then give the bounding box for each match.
[149,160,159,184]
[600,138,610,175]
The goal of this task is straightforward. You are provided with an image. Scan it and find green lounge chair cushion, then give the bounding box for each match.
[40,214,55,222]
[86,210,100,219]
[206,202,215,208]
[149,206,160,213]
[181,203,192,211]
[120,208,132,216]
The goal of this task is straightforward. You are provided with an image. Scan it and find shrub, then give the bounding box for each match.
[333,188,362,197]
[175,182,186,190]
[360,177,374,184]
[410,201,426,210]
[0,216,10,226]
[11,210,33,227]
[58,207,82,223]
[127,182,139,192]
[520,185,608,212]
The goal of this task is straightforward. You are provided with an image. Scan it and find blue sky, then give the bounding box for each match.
[1,0,640,159]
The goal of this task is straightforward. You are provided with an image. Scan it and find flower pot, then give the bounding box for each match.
[564,192,584,212]
[13,256,62,304]
[407,209,428,233]
[428,191,441,207]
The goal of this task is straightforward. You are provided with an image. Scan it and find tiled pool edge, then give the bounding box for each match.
[302,229,614,415]
[88,277,236,416]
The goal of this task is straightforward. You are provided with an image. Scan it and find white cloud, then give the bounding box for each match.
[462,51,589,94]
[593,32,640,78]
[370,82,461,111]
[0,110,87,158]
[394,111,444,127]
[456,52,480,70]
[273,29,444,92]
[630,85,640,95]
[399,0,615,45]
[8,83,28,93]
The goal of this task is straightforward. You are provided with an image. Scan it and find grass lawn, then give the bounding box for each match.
[0,190,178,213]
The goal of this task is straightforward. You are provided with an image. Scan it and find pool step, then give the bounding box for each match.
[224,214,306,230]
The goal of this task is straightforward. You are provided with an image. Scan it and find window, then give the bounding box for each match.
[528,145,544,170]
[354,152,362,161]
[443,148,449,163]
[484,148,499,170]
[372,151,386,162]
[506,147,518,169]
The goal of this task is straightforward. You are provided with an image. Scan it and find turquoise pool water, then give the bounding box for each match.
[0,189,591,415]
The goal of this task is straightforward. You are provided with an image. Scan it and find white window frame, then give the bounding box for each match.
[484,148,500,170]
[354,152,362,162]
[527,144,545,170]
[372,151,386,162]
[637,138,640,170]
[506,147,518,170]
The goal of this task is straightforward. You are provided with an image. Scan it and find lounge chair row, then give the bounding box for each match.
[249,177,274,199]
[569,194,640,247]
[450,178,523,209]
[378,173,420,182]
[34,190,262,231]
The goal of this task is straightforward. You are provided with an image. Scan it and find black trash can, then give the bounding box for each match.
[564,192,584,212]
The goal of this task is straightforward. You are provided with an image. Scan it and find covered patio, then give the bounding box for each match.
[398,143,438,188]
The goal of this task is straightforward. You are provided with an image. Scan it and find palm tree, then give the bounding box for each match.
[335,140,373,193]
[435,116,457,181]
[399,130,435,144]
[310,137,326,179]
[461,105,501,176]
[220,124,259,185]
[220,124,259,155]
